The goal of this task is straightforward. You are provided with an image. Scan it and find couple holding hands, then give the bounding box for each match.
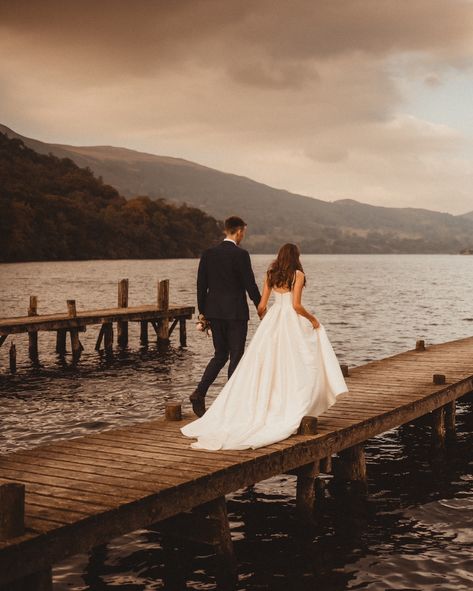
[181,216,347,451]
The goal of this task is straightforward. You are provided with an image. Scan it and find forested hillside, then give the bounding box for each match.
[0,133,222,262]
[2,124,473,254]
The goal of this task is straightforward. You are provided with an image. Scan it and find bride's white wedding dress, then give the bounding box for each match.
[181,290,348,450]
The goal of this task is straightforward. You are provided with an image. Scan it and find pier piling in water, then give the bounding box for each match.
[157,279,170,347]
[9,342,16,373]
[27,296,39,362]
[334,443,367,492]
[117,279,129,348]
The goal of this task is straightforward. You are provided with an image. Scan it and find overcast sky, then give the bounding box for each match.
[1,0,473,214]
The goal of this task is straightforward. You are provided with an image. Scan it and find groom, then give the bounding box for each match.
[189,216,262,417]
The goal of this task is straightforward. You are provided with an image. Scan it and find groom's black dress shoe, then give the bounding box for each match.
[189,390,206,417]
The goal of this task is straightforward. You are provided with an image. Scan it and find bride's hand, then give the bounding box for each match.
[257,306,267,319]
[311,318,320,329]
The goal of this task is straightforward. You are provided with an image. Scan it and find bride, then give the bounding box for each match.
[181,243,348,450]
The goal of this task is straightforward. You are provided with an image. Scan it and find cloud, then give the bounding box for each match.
[1,0,473,213]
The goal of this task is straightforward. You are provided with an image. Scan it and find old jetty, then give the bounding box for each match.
[1,335,473,589]
[0,279,194,371]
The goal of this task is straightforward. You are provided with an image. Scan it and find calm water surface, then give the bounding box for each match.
[0,255,472,590]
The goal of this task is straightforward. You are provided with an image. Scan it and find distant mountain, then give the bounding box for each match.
[0,132,221,262]
[2,123,473,254]
[460,210,473,221]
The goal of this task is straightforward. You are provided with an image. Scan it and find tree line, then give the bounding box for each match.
[0,133,222,262]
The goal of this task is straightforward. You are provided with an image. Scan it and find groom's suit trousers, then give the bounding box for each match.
[196,318,248,396]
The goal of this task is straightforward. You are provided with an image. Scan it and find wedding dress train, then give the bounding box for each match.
[181,291,348,450]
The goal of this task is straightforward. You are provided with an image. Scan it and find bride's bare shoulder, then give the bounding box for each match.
[295,269,305,278]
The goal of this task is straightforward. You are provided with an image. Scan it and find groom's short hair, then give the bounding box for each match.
[224,216,247,233]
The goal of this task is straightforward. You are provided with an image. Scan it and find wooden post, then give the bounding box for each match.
[0,484,52,591]
[117,279,129,348]
[95,325,106,351]
[334,443,367,491]
[199,497,238,589]
[445,400,456,440]
[9,342,16,374]
[56,329,67,355]
[340,364,349,377]
[433,373,446,385]
[295,461,320,522]
[298,416,318,435]
[179,318,187,347]
[416,339,426,351]
[320,455,332,473]
[67,300,77,317]
[165,402,182,421]
[431,406,446,448]
[103,323,114,354]
[28,296,39,362]
[140,321,148,346]
[67,300,82,361]
[158,279,170,347]
[0,482,25,540]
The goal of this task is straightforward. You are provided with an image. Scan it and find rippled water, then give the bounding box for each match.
[1,254,472,590]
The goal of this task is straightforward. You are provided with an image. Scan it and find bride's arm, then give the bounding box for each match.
[293,270,320,329]
[257,275,271,318]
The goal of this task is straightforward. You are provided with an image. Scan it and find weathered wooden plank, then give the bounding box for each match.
[0,458,169,494]
[0,305,194,335]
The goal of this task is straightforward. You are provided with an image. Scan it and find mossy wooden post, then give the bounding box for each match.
[117,279,129,348]
[340,364,349,377]
[67,300,82,361]
[9,342,16,374]
[158,279,170,347]
[334,443,367,492]
[295,461,320,522]
[179,318,187,347]
[27,295,39,362]
[416,339,426,351]
[445,400,456,440]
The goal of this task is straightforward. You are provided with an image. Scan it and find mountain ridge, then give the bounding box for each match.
[2,123,472,254]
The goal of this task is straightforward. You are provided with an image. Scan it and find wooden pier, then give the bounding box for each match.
[0,279,194,371]
[1,334,473,589]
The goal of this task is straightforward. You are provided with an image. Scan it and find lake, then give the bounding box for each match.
[1,254,472,590]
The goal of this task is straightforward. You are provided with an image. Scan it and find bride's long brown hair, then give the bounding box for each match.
[267,243,306,289]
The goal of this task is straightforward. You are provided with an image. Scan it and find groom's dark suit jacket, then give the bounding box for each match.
[197,240,261,320]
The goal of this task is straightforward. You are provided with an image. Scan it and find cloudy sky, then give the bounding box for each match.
[1,0,473,214]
